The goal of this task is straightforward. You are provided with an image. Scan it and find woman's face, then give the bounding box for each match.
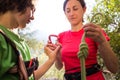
[16,7,35,28]
[65,0,86,26]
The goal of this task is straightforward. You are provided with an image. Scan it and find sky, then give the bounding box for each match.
[25,0,96,41]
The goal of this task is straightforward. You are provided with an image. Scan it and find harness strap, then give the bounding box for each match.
[64,63,101,80]
[66,63,101,73]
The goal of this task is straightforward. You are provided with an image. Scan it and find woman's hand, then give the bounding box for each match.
[83,23,119,73]
[83,23,107,44]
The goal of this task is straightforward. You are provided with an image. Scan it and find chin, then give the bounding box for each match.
[71,22,78,25]
[69,20,77,24]
[19,25,26,28]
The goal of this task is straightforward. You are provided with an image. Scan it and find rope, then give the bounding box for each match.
[77,12,104,80]
[77,32,88,80]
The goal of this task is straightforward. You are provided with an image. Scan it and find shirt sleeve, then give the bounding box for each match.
[0,34,6,77]
[0,34,17,77]
[58,31,66,44]
[102,29,110,41]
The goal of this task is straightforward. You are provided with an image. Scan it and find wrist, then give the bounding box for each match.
[98,40,108,47]
[48,57,55,63]
[98,41,110,52]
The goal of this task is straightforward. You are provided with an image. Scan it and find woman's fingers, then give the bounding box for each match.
[83,23,106,43]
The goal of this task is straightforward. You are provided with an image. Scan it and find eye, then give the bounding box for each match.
[66,8,70,13]
[73,6,78,11]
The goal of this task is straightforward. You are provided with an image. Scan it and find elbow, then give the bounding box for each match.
[55,63,63,70]
[112,64,119,74]
[107,62,119,74]
[57,67,62,70]
[112,60,119,74]
[55,65,63,70]
[110,68,119,74]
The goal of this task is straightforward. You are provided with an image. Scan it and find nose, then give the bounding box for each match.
[30,9,35,20]
[30,15,34,20]
[69,10,74,16]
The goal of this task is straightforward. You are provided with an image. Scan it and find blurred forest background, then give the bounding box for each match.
[16,0,120,80]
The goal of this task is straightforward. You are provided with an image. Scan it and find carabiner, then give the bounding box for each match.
[48,34,58,44]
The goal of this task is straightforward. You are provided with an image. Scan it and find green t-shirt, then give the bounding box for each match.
[0,25,33,80]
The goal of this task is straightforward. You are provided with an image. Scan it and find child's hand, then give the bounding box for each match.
[44,43,61,61]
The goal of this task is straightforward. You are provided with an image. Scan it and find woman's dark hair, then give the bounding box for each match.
[0,0,34,14]
[63,0,86,11]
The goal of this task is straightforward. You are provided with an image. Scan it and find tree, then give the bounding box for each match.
[18,27,45,55]
[87,0,120,79]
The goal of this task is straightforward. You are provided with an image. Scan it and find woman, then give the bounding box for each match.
[0,0,60,80]
[47,0,119,80]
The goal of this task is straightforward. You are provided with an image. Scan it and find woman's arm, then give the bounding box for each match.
[55,51,63,70]
[98,41,119,74]
[83,23,119,74]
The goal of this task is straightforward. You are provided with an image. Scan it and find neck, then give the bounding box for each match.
[0,12,18,29]
[71,22,83,32]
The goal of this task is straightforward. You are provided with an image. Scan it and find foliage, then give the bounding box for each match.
[18,28,64,80]
[18,0,120,79]
[87,0,120,79]
[18,28,45,50]
[39,53,64,80]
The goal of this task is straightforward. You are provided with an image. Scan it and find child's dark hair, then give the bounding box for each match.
[63,0,86,11]
[0,0,34,14]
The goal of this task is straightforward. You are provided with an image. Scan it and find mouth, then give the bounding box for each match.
[69,17,76,20]
[27,20,30,24]
[70,18,76,22]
